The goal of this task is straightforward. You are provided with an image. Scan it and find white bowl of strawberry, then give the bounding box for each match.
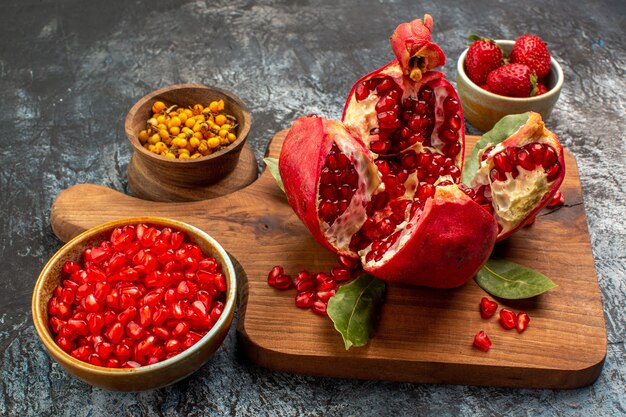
[456,34,563,132]
[32,217,237,391]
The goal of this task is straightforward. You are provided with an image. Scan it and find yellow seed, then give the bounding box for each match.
[196,114,206,123]
[181,127,193,134]
[218,129,228,138]
[179,153,190,159]
[173,138,188,148]
[189,137,200,148]
[159,129,169,140]
[148,133,160,145]
[221,124,232,131]
[165,152,176,159]
[138,130,149,143]
[198,141,208,153]
[185,117,196,128]
[156,115,167,124]
[152,101,167,114]
[192,104,204,115]
[193,131,203,140]
[215,114,227,126]
[193,123,202,132]
[183,108,193,118]
[154,142,168,153]
[163,136,172,145]
[157,123,167,131]
[169,116,182,128]
[217,99,225,111]
[207,101,218,113]
[147,118,158,131]
[169,126,180,136]
[207,137,220,149]
[228,133,237,142]
[220,137,229,146]
[190,153,202,159]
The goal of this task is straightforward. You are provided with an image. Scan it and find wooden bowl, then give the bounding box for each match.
[456,40,564,132]
[125,84,252,186]
[32,217,237,391]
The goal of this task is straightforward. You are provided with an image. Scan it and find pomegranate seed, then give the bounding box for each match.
[316,289,336,302]
[338,255,359,270]
[67,318,89,336]
[479,297,498,319]
[499,308,517,330]
[516,312,530,333]
[545,162,561,181]
[55,336,76,352]
[294,271,314,291]
[311,300,328,316]
[295,291,315,308]
[473,331,492,352]
[331,267,351,282]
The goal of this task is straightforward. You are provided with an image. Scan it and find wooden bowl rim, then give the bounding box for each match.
[124,84,252,165]
[32,217,237,377]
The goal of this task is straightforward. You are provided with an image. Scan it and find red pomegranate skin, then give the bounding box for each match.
[364,186,498,288]
[279,115,372,258]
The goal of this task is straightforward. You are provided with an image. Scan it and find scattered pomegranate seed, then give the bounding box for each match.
[473,330,492,352]
[516,311,530,333]
[499,308,518,330]
[47,224,227,368]
[479,297,498,319]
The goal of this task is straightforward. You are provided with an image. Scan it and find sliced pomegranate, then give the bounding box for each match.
[479,297,498,319]
[279,15,498,288]
[463,112,565,240]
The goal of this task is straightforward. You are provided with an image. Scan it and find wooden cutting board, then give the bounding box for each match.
[50,132,606,389]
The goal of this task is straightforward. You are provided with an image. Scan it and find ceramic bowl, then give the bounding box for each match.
[456,40,563,132]
[32,217,237,391]
[125,84,251,186]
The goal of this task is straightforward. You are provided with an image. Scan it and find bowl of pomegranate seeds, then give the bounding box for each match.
[456,36,563,132]
[32,217,237,391]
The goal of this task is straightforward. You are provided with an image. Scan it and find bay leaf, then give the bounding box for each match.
[327,273,386,350]
[263,157,284,193]
[476,259,557,299]
[462,112,531,184]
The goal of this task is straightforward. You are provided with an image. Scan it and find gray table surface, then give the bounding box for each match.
[1,0,624,415]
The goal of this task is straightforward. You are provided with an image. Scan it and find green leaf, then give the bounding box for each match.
[462,112,531,184]
[327,274,386,350]
[476,259,558,299]
[263,157,284,193]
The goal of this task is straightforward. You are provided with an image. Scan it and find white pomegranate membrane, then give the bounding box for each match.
[47,224,227,368]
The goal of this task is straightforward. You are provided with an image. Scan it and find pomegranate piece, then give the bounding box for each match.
[479,297,498,319]
[465,112,565,240]
[473,330,492,352]
[499,308,518,330]
[516,311,530,333]
[278,15,499,289]
[47,224,228,368]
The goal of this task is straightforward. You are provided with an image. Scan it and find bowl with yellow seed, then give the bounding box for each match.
[125,84,251,187]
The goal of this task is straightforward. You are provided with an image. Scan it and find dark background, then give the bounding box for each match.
[1,0,624,415]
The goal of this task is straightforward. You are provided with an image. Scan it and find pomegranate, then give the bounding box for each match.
[462,112,565,240]
[278,15,564,289]
[279,15,497,289]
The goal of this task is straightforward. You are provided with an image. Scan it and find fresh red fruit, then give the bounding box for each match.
[479,297,498,319]
[510,34,551,80]
[486,63,538,97]
[464,36,503,85]
[536,82,549,96]
[278,15,501,289]
[473,330,492,352]
[462,112,565,240]
[516,311,530,333]
[499,308,517,330]
[47,224,228,368]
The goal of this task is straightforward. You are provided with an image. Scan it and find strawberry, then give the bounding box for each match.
[486,63,538,97]
[464,35,503,86]
[510,34,551,80]
[536,82,548,95]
